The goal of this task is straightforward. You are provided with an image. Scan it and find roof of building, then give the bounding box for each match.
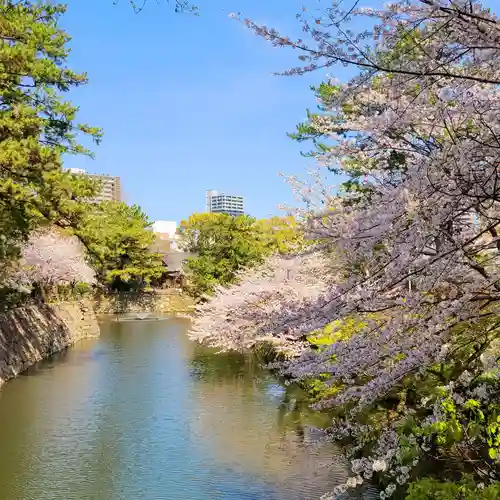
[161,252,196,273]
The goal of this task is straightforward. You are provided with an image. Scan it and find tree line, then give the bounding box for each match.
[0,2,166,301]
[178,212,306,299]
[0,0,303,306]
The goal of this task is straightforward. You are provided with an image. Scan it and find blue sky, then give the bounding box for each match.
[61,0,340,222]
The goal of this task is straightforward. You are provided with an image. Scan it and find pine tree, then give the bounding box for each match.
[0,1,101,268]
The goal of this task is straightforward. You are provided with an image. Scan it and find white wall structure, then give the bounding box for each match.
[68,168,86,175]
[206,189,219,212]
[151,221,180,251]
[152,220,177,237]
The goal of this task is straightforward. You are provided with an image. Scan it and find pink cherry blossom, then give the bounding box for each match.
[192,1,500,495]
[15,229,95,288]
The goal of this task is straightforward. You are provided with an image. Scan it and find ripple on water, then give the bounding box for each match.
[0,318,378,500]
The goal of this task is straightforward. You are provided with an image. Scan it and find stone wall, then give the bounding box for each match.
[0,300,100,386]
[92,290,195,315]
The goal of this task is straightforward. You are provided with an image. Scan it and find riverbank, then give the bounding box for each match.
[0,300,100,386]
[0,290,195,386]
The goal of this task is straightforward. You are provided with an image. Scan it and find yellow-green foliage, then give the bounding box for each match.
[308,317,362,347]
[304,375,341,403]
[179,213,305,298]
[253,215,307,254]
[416,396,500,460]
[307,314,380,348]
[304,315,375,402]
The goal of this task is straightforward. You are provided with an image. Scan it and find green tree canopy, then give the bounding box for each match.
[179,212,304,299]
[0,1,101,271]
[75,201,163,291]
[253,215,305,254]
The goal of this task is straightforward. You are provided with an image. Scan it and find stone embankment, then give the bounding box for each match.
[0,300,100,386]
[93,290,195,316]
[0,291,195,386]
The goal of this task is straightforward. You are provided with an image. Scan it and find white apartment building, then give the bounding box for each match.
[206,189,244,217]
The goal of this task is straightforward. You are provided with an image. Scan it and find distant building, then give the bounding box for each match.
[68,168,122,203]
[206,189,244,217]
[151,220,181,252]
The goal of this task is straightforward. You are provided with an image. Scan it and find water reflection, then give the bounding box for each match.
[0,318,377,500]
[186,343,350,499]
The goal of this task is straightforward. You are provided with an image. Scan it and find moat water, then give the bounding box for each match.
[0,317,377,500]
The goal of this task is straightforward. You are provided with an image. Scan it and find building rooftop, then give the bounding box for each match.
[161,252,196,274]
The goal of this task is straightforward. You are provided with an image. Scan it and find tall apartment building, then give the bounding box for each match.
[68,168,122,203]
[206,189,244,217]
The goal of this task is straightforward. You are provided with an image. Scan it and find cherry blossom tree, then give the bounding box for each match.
[232,0,500,84]
[191,249,338,354]
[192,1,500,497]
[16,230,95,289]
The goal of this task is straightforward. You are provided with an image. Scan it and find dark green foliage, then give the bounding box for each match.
[0,0,101,279]
[406,476,500,500]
